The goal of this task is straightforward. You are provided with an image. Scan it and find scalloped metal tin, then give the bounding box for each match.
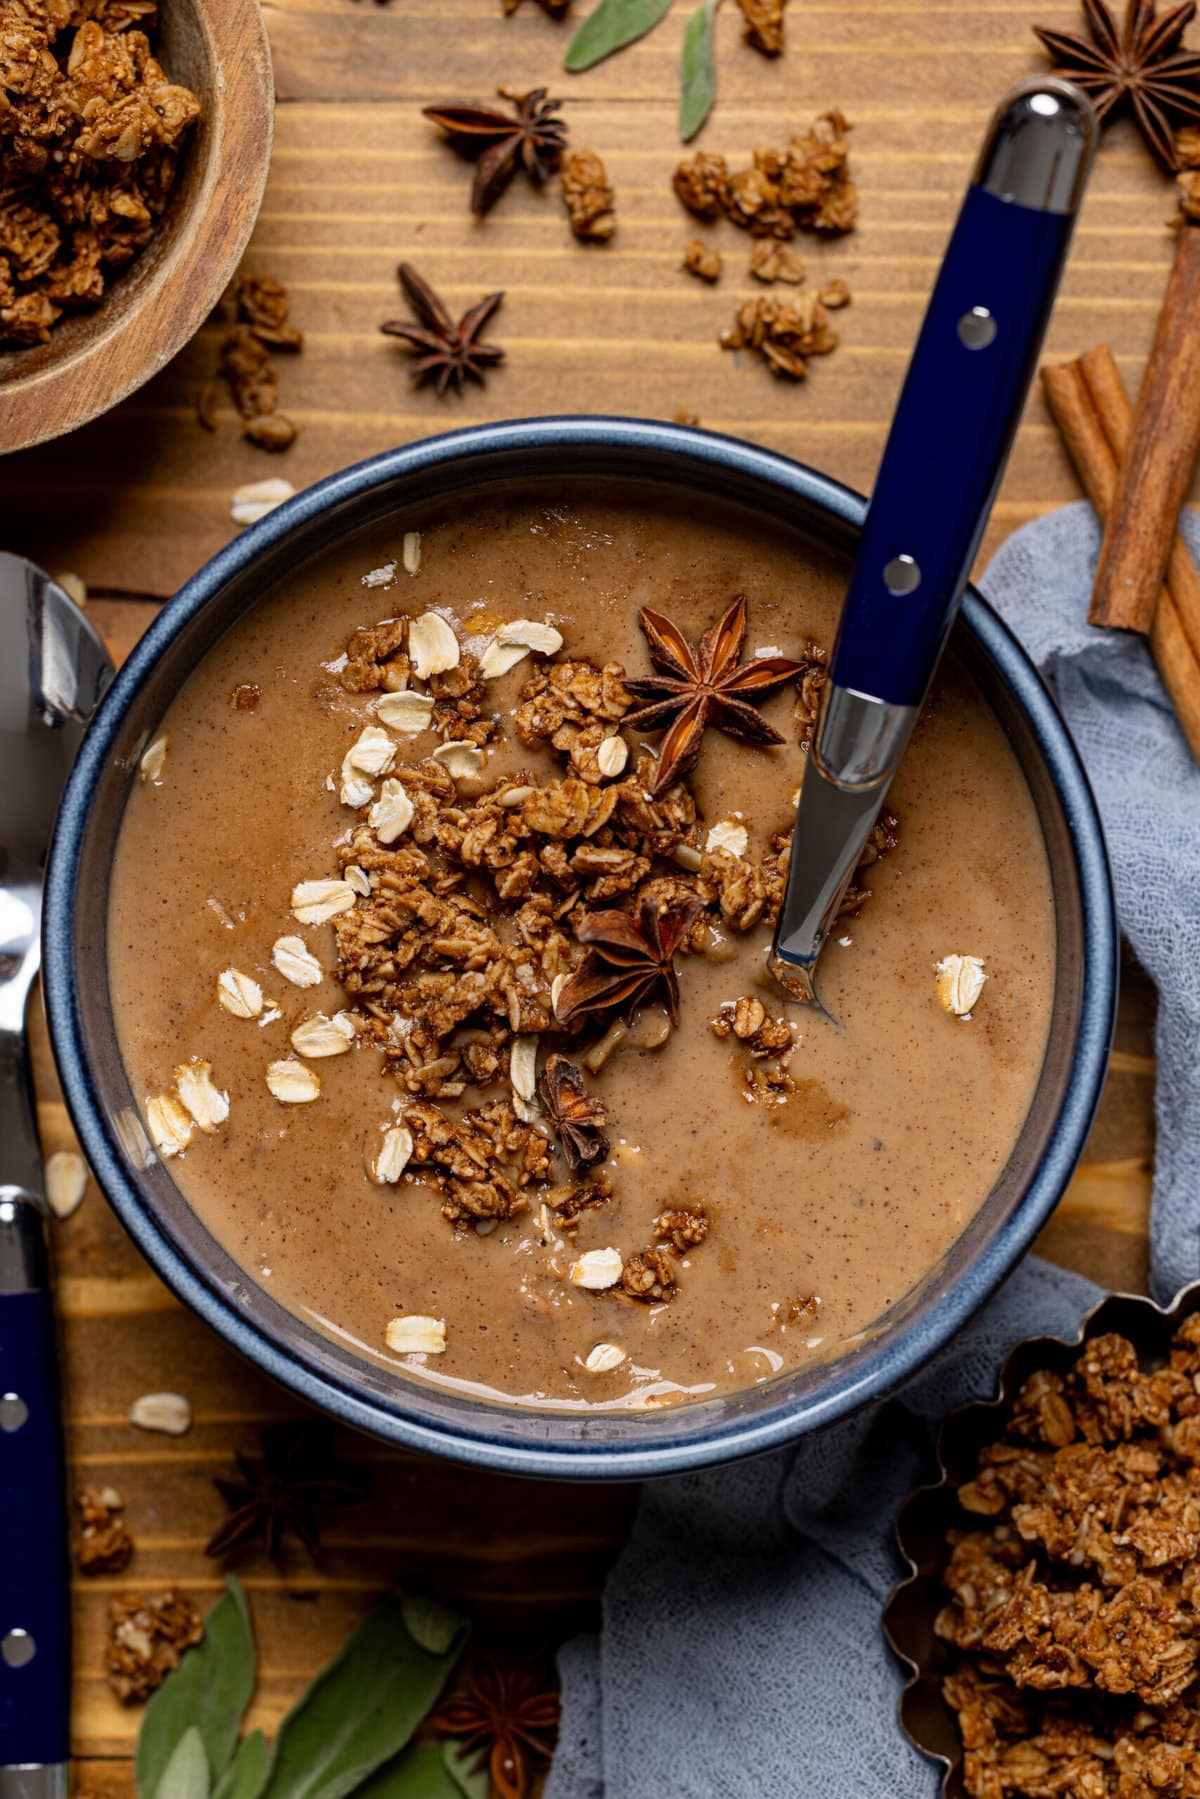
[43,417,1117,1480]
[883,1281,1200,1797]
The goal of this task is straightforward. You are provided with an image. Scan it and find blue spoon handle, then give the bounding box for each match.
[829,84,1096,710]
[0,1198,70,1789]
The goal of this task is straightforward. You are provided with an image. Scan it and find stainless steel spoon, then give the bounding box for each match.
[0,556,112,1799]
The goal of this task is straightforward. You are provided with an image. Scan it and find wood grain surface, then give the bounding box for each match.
[5,0,1173,1784]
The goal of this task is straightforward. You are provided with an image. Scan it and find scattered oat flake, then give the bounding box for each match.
[376,690,435,733]
[431,739,485,781]
[174,1060,230,1133]
[217,968,264,1019]
[231,477,295,525]
[266,1058,322,1103]
[56,571,87,607]
[344,864,371,897]
[479,638,529,680]
[291,879,357,924]
[936,954,986,1018]
[498,618,564,655]
[570,1247,624,1290]
[408,612,460,679]
[345,725,397,777]
[145,1094,193,1158]
[706,819,749,858]
[128,1392,192,1437]
[272,936,323,987]
[386,1314,446,1355]
[45,1149,87,1219]
[290,1012,356,1058]
[369,779,415,844]
[362,563,397,588]
[403,531,422,575]
[596,735,628,778]
[510,1035,539,1103]
[584,1342,627,1373]
[371,1124,414,1184]
[139,735,168,783]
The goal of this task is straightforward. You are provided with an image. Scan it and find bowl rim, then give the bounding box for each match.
[0,0,274,455]
[43,416,1119,1479]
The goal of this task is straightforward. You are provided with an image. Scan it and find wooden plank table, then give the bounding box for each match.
[8,0,1170,1785]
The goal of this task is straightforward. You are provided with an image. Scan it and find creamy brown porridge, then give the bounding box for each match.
[108,486,1055,1411]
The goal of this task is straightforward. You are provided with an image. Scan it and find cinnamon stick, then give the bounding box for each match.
[1090,227,1200,632]
[1042,346,1200,760]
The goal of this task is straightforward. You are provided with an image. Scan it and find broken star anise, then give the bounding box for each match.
[624,594,805,796]
[555,893,703,1028]
[537,1053,609,1171]
[380,264,504,397]
[423,87,569,214]
[204,1421,364,1564]
[1034,0,1200,169]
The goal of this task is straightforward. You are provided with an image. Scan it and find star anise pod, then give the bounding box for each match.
[1034,0,1200,169]
[537,1053,609,1171]
[430,1650,560,1799]
[204,1421,364,1564]
[423,87,568,214]
[555,893,703,1028]
[624,594,805,796]
[380,264,504,397]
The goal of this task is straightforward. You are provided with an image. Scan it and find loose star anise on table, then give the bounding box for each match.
[1034,0,1200,169]
[624,594,805,796]
[430,1650,560,1799]
[537,1053,609,1170]
[380,264,505,397]
[423,87,569,214]
[555,893,703,1028]
[204,1421,364,1564]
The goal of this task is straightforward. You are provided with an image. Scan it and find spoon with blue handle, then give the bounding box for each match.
[0,557,113,1799]
[770,79,1098,1007]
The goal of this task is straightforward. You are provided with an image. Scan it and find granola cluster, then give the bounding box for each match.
[0,0,200,347]
[719,288,839,381]
[673,111,857,240]
[311,603,896,1317]
[735,0,786,56]
[939,1321,1200,1796]
[560,148,615,241]
[76,1486,133,1575]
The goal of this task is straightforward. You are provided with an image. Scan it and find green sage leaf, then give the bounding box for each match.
[136,1578,256,1799]
[351,1743,466,1799]
[213,1730,271,1799]
[679,0,721,141]
[441,1738,489,1799]
[255,1593,468,1799]
[565,0,677,71]
[158,1727,212,1799]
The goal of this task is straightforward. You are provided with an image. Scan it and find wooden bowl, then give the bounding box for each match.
[0,0,274,455]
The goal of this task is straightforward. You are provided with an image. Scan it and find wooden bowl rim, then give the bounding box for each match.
[0,0,274,456]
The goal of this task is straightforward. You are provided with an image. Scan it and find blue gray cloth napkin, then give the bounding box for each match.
[545,504,1200,1799]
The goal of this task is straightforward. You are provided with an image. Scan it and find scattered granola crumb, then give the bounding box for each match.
[207,273,302,447]
[736,0,786,54]
[561,148,616,241]
[619,1246,678,1303]
[709,995,793,1056]
[231,683,261,710]
[675,112,856,238]
[719,290,838,380]
[77,1489,134,1576]
[683,238,723,282]
[45,1148,87,1220]
[748,241,806,284]
[819,277,851,309]
[106,1589,202,1704]
[128,1392,192,1437]
[654,1207,709,1251]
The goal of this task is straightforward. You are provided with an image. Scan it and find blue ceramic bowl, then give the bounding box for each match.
[43,418,1117,1480]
